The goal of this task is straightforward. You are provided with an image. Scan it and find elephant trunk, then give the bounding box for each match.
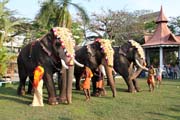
[59,68,67,103]
[104,65,116,97]
[66,66,74,104]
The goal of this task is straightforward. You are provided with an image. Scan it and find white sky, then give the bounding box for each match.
[6,0,180,20]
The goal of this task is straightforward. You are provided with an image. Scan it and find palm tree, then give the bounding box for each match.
[0,0,22,46]
[35,0,57,29]
[36,0,89,29]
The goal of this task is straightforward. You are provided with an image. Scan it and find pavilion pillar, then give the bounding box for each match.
[159,47,163,68]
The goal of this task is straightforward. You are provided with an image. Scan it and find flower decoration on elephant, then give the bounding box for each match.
[95,38,114,67]
[128,40,145,59]
[53,27,76,65]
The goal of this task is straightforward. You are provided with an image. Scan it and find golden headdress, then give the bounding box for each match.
[53,27,75,58]
[96,38,114,67]
[128,40,145,59]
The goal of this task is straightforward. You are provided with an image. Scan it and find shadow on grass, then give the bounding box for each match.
[0,86,52,105]
[147,110,180,120]
[0,86,33,105]
[58,117,73,120]
[170,105,180,113]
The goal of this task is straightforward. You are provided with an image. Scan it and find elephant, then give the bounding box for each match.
[17,27,84,105]
[113,40,148,92]
[74,38,116,97]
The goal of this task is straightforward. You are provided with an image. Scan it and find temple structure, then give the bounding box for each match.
[142,6,180,68]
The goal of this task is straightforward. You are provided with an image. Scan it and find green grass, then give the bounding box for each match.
[0,78,180,120]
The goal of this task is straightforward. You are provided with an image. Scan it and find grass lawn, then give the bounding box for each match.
[0,78,180,120]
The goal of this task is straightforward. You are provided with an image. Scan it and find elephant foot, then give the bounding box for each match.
[91,90,106,97]
[100,89,107,96]
[17,87,26,96]
[48,97,59,105]
[91,92,98,97]
[59,97,68,104]
[127,88,136,93]
[136,88,142,92]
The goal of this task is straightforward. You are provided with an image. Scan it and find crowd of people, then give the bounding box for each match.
[162,64,180,79]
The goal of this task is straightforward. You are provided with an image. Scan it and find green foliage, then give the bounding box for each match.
[165,52,177,66]
[0,78,180,120]
[71,22,84,44]
[169,16,180,35]
[0,47,8,76]
[144,21,156,33]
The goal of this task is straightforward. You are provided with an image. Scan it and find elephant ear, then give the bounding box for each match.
[128,40,145,59]
[95,38,114,67]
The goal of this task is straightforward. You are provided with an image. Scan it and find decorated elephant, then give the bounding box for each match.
[113,40,148,92]
[74,38,116,97]
[17,27,84,105]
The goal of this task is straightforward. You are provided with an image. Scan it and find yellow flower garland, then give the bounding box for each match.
[53,27,75,58]
[128,40,145,59]
[96,39,114,67]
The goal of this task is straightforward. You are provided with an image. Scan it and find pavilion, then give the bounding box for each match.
[142,6,180,68]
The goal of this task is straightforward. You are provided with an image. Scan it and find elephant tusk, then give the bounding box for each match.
[135,59,148,71]
[61,59,69,69]
[74,59,84,67]
[99,65,106,76]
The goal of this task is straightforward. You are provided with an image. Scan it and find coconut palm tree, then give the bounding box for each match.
[36,0,89,29]
[0,0,23,46]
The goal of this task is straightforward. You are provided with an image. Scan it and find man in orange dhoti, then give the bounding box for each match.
[147,65,155,92]
[30,65,44,106]
[82,66,93,101]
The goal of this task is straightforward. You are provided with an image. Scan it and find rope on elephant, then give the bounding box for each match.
[96,38,114,67]
[128,40,145,59]
[52,27,75,58]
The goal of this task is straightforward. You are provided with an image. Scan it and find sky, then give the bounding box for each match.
[6,0,180,20]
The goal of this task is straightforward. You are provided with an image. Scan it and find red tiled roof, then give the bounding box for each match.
[143,6,180,48]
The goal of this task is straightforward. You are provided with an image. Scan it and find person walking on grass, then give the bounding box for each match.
[82,66,93,101]
[156,65,164,88]
[147,65,155,92]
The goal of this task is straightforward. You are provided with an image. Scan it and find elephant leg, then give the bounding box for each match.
[100,87,107,96]
[122,75,132,92]
[132,79,141,92]
[44,73,58,105]
[17,62,27,95]
[91,77,97,96]
[57,72,62,91]
[127,75,136,92]
[27,76,33,94]
[17,77,27,96]
[127,79,136,92]
[75,76,81,90]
